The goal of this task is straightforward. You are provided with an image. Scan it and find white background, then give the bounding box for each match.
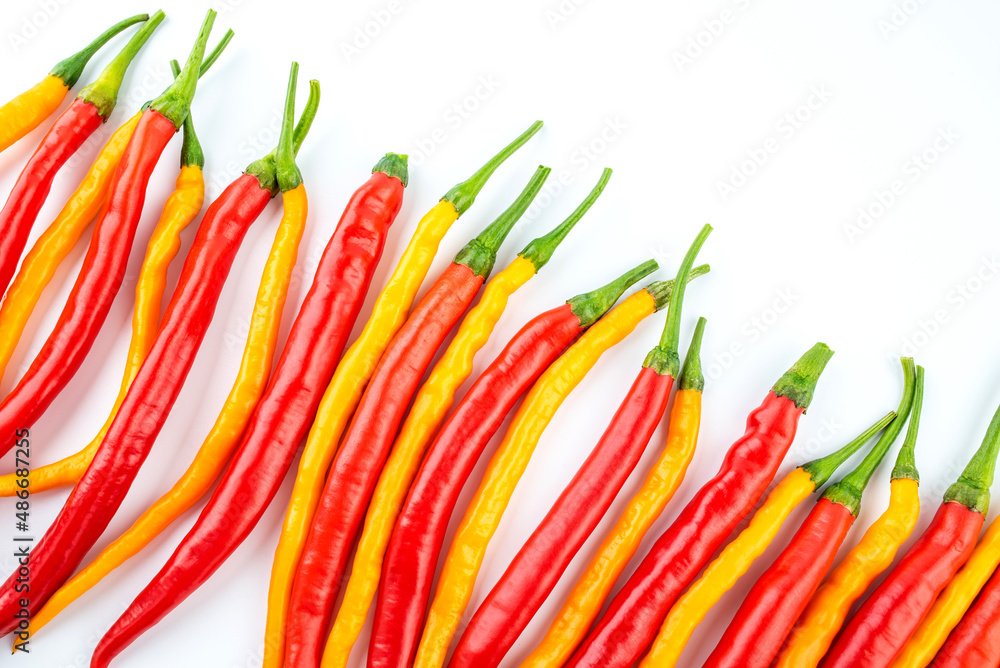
[1,0,999,666]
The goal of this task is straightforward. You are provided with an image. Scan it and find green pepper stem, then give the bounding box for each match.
[200,29,235,76]
[802,411,896,488]
[275,63,302,193]
[149,9,217,128]
[679,317,707,392]
[643,225,713,377]
[50,14,149,89]
[454,165,551,279]
[520,167,612,271]
[892,364,924,482]
[373,154,409,186]
[822,358,916,515]
[292,80,320,156]
[944,393,1000,515]
[771,343,835,411]
[645,264,711,311]
[443,121,544,215]
[567,260,658,328]
[169,60,203,169]
[77,10,165,120]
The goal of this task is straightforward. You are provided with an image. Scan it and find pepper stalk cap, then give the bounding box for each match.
[50,14,149,89]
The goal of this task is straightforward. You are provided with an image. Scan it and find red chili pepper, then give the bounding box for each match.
[822,394,1000,668]
[703,359,919,668]
[446,226,711,668]
[565,342,834,668]
[0,49,311,643]
[0,11,232,459]
[282,164,552,667]
[0,11,163,300]
[367,259,703,668]
[89,98,408,668]
[932,564,1000,667]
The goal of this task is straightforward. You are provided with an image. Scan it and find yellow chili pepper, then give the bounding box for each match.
[643,410,899,668]
[890,516,1000,668]
[0,112,140,392]
[414,285,662,668]
[775,366,925,668]
[519,387,702,668]
[0,14,148,154]
[322,171,611,668]
[25,182,308,640]
[262,122,544,668]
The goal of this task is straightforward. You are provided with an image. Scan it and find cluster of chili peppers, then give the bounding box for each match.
[4,10,1000,668]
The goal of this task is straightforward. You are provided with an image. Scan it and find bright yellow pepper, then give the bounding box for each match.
[0,112,140,391]
[890,516,1000,668]
[0,76,69,155]
[414,287,658,668]
[775,367,925,668]
[642,468,815,667]
[262,122,543,668]
[520,387,701,668]
[0,14,149,153]
[2,159,202,496]
[26,183,308,640]
[641,409,900,668]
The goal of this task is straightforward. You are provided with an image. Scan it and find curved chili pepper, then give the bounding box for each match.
[447,226,711,668]
[284,164,551,668]
[412,235,709,668]
[92,98,405,668]
[263,121,543,668]
[22,78,319,644]
[0,11,223,460]
[702,359,917,668]
[368,262,694,668]
[324,168,612,667]
[0,14,148,154]
[823,390,1000,667]
[643,405,902,668]
[0,39,236,497]
[565,342,834,668]
[0,11,164,301]
[520,316,705,668]
[931,564,1000,667]
[893,517,1000,668]
[775,365,925,668]
[0,20,266,638]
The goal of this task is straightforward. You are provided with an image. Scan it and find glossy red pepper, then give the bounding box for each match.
[932,565,1000,667]
[0,11,225,459]
[90,92,406,668]
[565,342,834,668]
[704,358,918,668]
[283,165,552,668]
[367,259,705,668]
[823,393,1000,668]
[447,226,711,668]
[0,12,163,300]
